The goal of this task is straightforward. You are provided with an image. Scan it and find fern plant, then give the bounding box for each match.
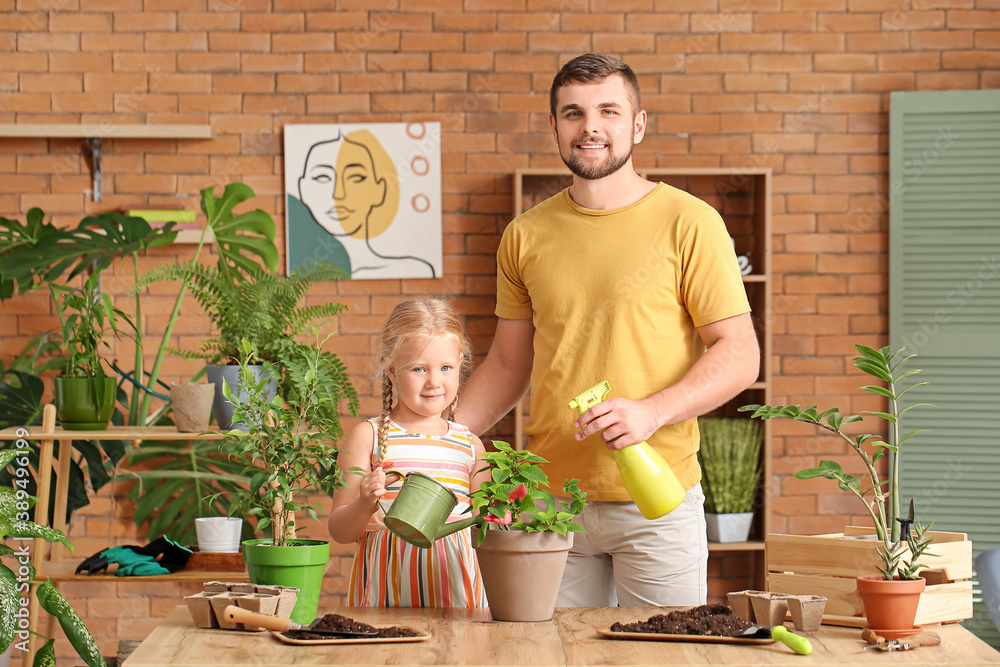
[132,260,349,365]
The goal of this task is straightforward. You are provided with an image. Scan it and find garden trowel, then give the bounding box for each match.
[735,624,812,655]
[223,606,378,637]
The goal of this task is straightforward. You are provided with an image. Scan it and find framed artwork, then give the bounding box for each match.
[284,122,442,279]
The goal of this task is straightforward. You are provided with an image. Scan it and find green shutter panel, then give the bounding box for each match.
[890,89,1000,648]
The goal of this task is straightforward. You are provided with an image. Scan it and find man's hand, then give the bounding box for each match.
[573,396,661,450]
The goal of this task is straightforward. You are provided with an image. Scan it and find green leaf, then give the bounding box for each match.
[864,411,897,423]
[860,385,895,399]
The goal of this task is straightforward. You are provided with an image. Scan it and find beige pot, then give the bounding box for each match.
[171,382,216,432]
[473,527,573,622]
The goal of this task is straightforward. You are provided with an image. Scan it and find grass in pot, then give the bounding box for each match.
[697,417,763,543]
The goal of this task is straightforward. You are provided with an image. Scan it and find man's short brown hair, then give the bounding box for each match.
[549,53,641,119]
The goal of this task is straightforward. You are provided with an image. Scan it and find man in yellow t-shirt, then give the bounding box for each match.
[457,53,759,607]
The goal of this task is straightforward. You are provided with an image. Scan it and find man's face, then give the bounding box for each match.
[549,75,646,181]
[298,139,386,237]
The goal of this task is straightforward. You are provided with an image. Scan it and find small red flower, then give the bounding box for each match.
[508,483,527,502]
[374,460,395,470]
[484,510,513,526]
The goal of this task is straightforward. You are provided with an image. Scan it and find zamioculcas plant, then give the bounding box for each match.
[740,345,935,579]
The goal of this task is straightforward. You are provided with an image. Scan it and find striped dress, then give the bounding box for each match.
[347,417,487,608]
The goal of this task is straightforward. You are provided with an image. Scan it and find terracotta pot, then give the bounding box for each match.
[473,527,572,622]
[856,575,926,633]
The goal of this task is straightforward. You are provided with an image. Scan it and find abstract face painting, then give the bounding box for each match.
[285,123,442,279]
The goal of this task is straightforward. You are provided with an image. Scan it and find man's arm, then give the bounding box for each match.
[456,317,535,435]
[572,312,759,448]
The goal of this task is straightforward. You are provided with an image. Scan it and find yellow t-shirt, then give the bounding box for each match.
[496,182,751,501]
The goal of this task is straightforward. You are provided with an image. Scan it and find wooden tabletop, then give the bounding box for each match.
[123,606,1000,667]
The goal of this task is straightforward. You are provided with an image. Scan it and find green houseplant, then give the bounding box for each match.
[0,450,104,667]
[131,259,351,431]
[216,337,357,624]
[740,344,937,632]
[697,417,763,543]
[50,270,136,431]
[467,440,587,622]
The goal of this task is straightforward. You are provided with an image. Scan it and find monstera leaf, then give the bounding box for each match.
[125,439,252,545]
[200,183,279,278]
[0,210,177,297]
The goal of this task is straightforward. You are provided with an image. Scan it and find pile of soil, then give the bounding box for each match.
[610,604,754,637]
[284,614,419,640]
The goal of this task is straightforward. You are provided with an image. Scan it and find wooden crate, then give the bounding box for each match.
[765,527,973,627]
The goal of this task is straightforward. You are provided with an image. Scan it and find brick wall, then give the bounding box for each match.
[2,1,999,662]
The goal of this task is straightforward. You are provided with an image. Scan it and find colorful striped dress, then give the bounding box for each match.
[347,417,488,608]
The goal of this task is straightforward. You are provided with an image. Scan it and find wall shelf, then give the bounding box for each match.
[0,123,213,202]
[0,124,212,139]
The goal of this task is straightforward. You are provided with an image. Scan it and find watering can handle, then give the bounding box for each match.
[375,470,404,516]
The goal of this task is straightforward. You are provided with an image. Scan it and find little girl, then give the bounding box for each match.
[328,297,489,607]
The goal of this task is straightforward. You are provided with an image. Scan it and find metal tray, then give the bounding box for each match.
[598,629,774,645]
[270,628,431,646]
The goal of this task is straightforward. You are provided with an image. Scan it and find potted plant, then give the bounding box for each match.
[132,259,351,430]
[0,449,105,666]
[468,440,587,622]
[697,416,763,543]
[740,344,939,634]
[216,337,356,624]
[50,270,136,430]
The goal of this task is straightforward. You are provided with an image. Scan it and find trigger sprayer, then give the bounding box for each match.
[568,381,686,520]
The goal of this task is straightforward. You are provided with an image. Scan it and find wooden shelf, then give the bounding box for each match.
[40,559,248,584]
[0,424,224,441]
[0,123,212,202]
[708,540,765,552]
[0,123,211,139]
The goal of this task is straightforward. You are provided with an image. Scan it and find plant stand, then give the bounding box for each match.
[765,527,973,627]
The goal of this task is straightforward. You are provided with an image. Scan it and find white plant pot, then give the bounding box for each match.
[705,512,754,543]
[0,643,11,667]
[195,517,243,553]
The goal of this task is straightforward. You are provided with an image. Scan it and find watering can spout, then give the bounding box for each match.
[435,515,483,541]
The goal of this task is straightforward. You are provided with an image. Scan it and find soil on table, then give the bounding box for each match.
[283,614,419,640]
[610,604,754,637]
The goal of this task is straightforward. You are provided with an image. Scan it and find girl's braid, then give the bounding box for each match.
[377,376,393,464]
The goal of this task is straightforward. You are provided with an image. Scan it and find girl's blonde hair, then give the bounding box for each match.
[373,297,473,463]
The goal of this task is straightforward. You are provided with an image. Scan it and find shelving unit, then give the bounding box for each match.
[511,167,772,553]
[0,404,246,665]
[0,123,212,202]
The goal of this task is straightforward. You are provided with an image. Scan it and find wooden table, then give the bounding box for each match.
[124,606,1000,666]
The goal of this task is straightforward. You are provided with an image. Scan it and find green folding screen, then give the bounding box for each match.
[889,89,1000,647]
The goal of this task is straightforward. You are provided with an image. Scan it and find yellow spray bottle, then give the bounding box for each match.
[568,381,686,520]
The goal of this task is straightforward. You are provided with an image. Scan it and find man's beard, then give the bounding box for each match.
[558,133,634,180]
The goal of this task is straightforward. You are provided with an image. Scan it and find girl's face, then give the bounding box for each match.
[388,334,463,424]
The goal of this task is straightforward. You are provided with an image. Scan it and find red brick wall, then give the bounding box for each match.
[2,1,999,662]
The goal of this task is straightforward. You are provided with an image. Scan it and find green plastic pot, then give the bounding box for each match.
[53,376,116,430]
[242,538,330,624]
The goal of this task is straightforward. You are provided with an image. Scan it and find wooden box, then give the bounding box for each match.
[765,527,973,627]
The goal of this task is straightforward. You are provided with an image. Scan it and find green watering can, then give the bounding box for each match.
[380,471,482,548]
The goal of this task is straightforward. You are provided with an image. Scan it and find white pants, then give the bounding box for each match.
[556,483,708,607]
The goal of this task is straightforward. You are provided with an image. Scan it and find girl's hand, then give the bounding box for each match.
[359,467,388,504]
